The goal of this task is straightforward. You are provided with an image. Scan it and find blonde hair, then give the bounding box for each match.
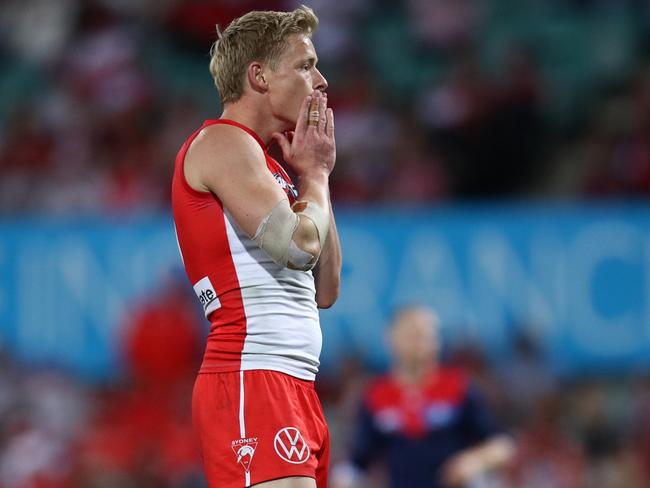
[209,6,318,105]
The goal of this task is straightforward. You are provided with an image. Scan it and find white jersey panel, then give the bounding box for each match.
[223,210,322,380]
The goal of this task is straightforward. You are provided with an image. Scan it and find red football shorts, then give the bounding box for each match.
[192,370,330,487]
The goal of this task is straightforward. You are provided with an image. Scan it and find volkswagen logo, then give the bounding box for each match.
[273,427,310,464]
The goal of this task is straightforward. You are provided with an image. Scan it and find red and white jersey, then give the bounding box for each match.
[172,119,322,380]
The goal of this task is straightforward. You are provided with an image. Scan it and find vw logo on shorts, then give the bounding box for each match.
[273,427,310,464]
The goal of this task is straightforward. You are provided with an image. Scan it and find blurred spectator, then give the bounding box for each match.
[406,0,484,53]
[497,328,556,426]
[507,394,586,488]
[120,268,203,389]
[0,0,76,64]
[0,371,87,488]
[328,66,398,203]
[418,47,545,196]
[331,306,514,488]
[380,112,449,201]
[73,270,205,487]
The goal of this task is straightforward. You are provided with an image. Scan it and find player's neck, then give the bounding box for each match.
[394,361,437,386]
[221,100,286,147]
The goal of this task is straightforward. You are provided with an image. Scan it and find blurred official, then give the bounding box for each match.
[332,306,514,488]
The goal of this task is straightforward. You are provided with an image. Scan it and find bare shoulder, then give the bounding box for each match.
[184,123,266,193]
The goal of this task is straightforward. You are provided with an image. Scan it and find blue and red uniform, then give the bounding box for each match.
[349,367,499,488]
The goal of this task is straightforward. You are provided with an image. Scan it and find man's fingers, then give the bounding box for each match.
[296,94,312,134]
[308,92,320,129]
[317,92,327,133]
[325,108,334,138]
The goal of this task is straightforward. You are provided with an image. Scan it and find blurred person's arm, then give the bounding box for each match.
[440,384,516,487]
[440,434,515,487]
[312,200,341,308]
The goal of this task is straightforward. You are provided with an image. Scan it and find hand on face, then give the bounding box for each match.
[272,90,335,177]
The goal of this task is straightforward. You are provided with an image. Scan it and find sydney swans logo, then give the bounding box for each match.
[274,427,310,464]
[231,438,258,472]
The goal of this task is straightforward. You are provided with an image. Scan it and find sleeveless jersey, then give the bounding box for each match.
[171,119,322,380]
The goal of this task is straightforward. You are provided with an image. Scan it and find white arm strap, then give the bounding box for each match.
[253,199,329,271]
[292,200,330,250]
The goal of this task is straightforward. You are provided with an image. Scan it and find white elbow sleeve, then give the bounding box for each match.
[292,201,330,250]
[253,199,300,268]
[253,200,329,271]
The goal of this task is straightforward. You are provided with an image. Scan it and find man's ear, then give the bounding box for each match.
[247,62,268,94]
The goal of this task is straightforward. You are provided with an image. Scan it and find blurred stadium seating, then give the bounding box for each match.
[1,0,650,486]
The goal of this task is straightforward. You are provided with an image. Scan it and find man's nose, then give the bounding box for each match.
[314,69,328,92]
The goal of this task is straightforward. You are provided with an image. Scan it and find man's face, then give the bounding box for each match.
[390,308,440,367]
[265,34,328,128]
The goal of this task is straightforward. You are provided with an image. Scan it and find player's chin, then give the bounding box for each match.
[279,117,297,132]
[291,99,307,123]
[280,111,299,130]
[280,100,304,128]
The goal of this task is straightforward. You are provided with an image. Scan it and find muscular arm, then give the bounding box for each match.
[313,199,341,308]
[185,124,284,233]
[184,92,334,268]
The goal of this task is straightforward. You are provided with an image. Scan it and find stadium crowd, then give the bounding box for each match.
[2,0,650,487]
[0,0,649,214]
